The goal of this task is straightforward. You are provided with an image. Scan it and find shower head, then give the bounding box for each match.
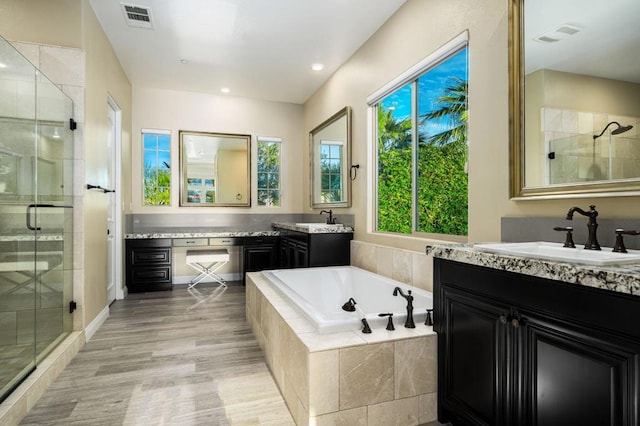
[593,121,634,139]
[342,297,357,312]
[612,124,633,135]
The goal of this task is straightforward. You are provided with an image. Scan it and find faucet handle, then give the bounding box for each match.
[425,308,434,326]
[378,313,395,331]
[613,229,640,253]
[553,226,576,248]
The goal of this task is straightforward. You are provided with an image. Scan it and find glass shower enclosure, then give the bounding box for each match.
[0,37,75,402]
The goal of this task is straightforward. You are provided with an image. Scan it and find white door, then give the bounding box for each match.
[106,101,118,305]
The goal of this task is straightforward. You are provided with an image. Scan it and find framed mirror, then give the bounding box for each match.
[179,131,251,206]
[310,106,352,208]
[510,0,640,198]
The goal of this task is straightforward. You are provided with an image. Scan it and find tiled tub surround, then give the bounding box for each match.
[246,272,438,426]
[350,241,434,293]
[426,243,640,296]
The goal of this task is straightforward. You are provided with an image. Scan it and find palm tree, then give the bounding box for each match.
[421,76,468,147]
[377,104,412,151]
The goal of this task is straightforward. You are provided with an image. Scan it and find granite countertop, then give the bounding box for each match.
[427,243,640,297]
[0,234,64,242]
[125,230,280,239]
[272,222,354,234]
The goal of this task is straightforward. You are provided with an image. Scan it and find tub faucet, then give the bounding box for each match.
[320,209,335,224]
[566,205,600,250]
[392,287,415,328]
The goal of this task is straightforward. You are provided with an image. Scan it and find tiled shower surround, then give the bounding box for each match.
[246,241,437,425]
[542,107,640,184]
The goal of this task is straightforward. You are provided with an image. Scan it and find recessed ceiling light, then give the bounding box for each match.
[311,63,325,71]
[220,87,231,94]
[0,63,6,68]
[180,59,189,64]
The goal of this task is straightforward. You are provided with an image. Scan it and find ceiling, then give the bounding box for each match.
[524,0,640,83]
[89,0,407,104]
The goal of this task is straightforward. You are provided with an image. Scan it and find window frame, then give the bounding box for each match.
[367,31,469,240]
[142,128,172,206]
[256,136,282,207]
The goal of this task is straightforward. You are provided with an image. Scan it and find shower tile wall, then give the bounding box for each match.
[542,107,640,184]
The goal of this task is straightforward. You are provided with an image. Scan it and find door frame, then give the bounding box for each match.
[107,96,124,300]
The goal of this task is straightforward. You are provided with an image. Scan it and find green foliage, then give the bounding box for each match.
[257,141,281,206]
[377,78,468,236]
[143,166,171,205]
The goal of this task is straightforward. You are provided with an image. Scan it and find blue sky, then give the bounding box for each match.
[381,48,468,138]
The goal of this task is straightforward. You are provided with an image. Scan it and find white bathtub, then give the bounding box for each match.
[262,266,433,334]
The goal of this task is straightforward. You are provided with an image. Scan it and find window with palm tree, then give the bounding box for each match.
[143,130,171,205]
[376,46,468,236]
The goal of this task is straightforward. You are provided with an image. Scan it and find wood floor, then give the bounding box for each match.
[20,282,295,425]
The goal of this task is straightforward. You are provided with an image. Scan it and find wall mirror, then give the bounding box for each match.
[510,0,640,198]
[179,131,251,206]
[310,106,352,208]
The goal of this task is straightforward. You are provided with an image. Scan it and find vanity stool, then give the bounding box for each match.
[185,249,229,289]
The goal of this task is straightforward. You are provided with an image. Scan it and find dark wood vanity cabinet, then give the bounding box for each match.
[242,236,279,283]
[125,239,173,293]
[277,228,352,269]
[434,259,640,426]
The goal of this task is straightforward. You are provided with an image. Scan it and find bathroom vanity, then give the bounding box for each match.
[429,244,640,426]
[272,223,353,268]
[125,224,353,292]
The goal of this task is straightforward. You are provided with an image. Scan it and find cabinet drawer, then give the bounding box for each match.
[209,237,242,246]
[172,238,208,247]
[131,248,171,265]
[131,266,171,283]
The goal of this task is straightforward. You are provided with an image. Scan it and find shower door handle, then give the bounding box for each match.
[26,203,73,231]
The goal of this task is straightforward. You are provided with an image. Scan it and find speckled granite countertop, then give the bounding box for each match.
[125,230,279,239]
[427,243,640,297]
[272,222,354,233]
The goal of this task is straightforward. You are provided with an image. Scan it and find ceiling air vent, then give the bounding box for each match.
[120,3,154,29]
[533,23,583,44]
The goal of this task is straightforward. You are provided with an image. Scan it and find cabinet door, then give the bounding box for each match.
[243,245,277,274]
[517,310,640,426]
[292,241,308,268]
[438,286,512,426]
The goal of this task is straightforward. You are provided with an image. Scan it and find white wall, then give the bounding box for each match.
[132,87,304,214]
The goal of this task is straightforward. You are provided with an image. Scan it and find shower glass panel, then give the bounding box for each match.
[0,36,74,403]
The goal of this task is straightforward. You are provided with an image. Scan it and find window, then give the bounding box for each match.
[370,34,468,237]
[142,129,171,205]
[320,141,343,202]
[257,137,281,206]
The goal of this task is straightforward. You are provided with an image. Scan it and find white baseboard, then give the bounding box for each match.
[84,305,109,341]
[117,284,127,300]
[173,273,241,285]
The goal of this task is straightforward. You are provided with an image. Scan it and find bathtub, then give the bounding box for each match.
[262,266,433,334]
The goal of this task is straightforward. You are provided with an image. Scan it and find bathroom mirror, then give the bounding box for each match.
[310,106,352,208]
[179,131,251,206]
[509,0,640,198]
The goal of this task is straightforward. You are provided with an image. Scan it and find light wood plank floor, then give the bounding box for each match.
[20,282,295,425]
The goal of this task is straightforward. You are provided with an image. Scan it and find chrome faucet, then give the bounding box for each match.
[392,287,415,328]
[566,205,600,250]
[320,209,335,224]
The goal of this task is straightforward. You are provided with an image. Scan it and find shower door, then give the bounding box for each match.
[0,36,75,403]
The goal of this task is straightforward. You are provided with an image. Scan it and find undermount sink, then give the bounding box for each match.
[474,241,640,266]
[295,223,344,230]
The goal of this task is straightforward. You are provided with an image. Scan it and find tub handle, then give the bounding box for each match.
[378,313,395,331]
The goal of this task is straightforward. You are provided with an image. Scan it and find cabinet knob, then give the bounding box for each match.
[500,315,508,325]
[511,318,520,328]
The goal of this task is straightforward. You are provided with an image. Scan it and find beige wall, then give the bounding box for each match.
[0,0,82,48]
[304,0,640,251]
[132,87,304,213]
[80,2,132,325]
